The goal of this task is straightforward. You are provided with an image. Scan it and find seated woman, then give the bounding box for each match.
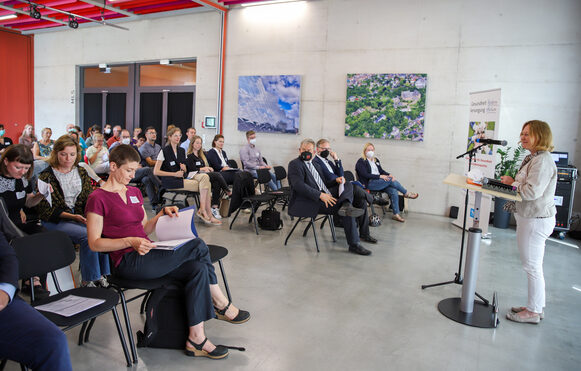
[355,142,418,222]
[18,124,37,151]
[154,127,220,225]
[206,134,239,186]
[86,144,249,359]
[186,135,231,220]
[31,127,54,179]
[0,144,49,298]
[0,124,14,154]
[86,133,110,174]
[37,135,110,287]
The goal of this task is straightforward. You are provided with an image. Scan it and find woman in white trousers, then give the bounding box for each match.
[501,120,557,324]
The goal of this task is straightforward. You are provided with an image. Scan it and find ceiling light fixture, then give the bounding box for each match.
[240,0,300,7]
[0,14,17,21]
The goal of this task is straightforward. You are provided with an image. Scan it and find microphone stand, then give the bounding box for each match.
[421,143,489,306]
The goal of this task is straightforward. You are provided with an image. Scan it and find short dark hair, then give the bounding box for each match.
[109,144,141,166]
[212,134,224,148]
[145,126,156,134]
[137,132,146,140]
[0,144,35,179]
[246,130,255,139]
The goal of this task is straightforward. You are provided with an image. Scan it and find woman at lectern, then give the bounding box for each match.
[500,120,557,324]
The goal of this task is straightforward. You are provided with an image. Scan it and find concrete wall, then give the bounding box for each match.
[33,0,581,216]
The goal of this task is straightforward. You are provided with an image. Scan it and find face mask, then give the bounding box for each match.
[121,138,131,145]
[366,151,374,159]
[320,150,329,158]
[300,151,313,162]
[104,128,111,134]
[249,138,257,145]
[0,130,4,136]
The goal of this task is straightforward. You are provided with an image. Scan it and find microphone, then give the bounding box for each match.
[475,138,507,146]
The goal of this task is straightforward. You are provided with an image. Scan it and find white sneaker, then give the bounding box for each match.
[211,207,222,219]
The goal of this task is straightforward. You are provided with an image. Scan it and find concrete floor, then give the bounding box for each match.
[6,209,581,370]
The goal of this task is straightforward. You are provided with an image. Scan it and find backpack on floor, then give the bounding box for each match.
[257,207,283,230]
[136,287,188,349]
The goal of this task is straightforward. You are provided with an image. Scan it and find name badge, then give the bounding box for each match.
[130,196,139,204]
[196,161,201,166]
[169,161,176,166]
[256,152,260,157]
[16,191,26,199]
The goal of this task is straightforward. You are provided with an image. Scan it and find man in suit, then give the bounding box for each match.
[0,230,72,371]
[288,138,371,256]
[314,139,377,245]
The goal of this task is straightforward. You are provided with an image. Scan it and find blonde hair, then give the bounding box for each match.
[188,135,209,166]
[166,126,181,139]
[361,142,375,160]
[48,135,81,168]
[522,120,554,152]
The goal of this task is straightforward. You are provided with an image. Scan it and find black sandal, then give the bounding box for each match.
[185,338,229,359]
[214,300,251,324]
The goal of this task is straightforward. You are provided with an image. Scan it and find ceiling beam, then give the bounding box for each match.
[191,0,228,13]
[78,0,137,17]
[0,3,69,26]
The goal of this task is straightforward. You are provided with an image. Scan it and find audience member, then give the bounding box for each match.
[106,125,122,148]
[103,124,113,142]
[314,139,377,244]
[86,133,110,174]
[109,129,132,151]
[135,133,146,149]
[132,127,142,145]
[181,127,197,151]
[32,127,54,160]
[37,135,110,287]
[355,142,418,222]
[186,135,231,220]
[84,125,101,148]
[66,123,87,151]
[139,127,162,168]
[86,144,249,359]
[154,128,220,224]
[206,134,239,185]
[288,139,371,256]
[0,230,73,371]
[18,124,37,150]
[239,130,279,191]
[0,124,13,154]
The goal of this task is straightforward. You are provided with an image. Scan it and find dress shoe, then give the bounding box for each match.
[506,311,540,324]
[338,202,364,218]
[348,244,372,256]
[511,306,544,320]
[214,301,251,324]
[392,214,405,223]
[185,338,229,359]
[361,235,378,244]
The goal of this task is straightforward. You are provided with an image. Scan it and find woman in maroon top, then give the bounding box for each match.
[86,145,249,360]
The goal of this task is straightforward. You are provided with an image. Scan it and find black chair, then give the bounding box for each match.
[0,197,26,241]
[350,170,389,216]
[229,170,275,235]
[273,166,291,209]
[158,187,200,210]
[107,243,233,364]
[12,231,132,367]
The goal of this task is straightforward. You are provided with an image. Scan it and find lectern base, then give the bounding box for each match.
[438,297,498,328]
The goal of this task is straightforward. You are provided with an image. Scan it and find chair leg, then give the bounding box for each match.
[328,215,337,242]
[140,291,152,314]
[1,358,7,369]
[218,260,232,302]
[20,363,28,371]
[111,307,132,367]
[250,205,260,235]
[117,288,138,364]
[302,220,312,236]
[284,217,304,245]
[83,318,97,343]
[320,215,328,229]
[78,321,89,346]
[229,200,248,230]
[310,218,320,253]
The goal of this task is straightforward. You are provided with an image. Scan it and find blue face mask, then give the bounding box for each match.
[0,130,4,136]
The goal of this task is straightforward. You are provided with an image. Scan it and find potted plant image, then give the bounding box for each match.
[493,145,524,228]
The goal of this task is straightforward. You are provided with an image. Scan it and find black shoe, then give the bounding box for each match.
[338,202,364,218]
[361,235,378,244]
[348,244,372,256]
[185,338,229,359]
[214,301,251,324]
[21,283,50,300]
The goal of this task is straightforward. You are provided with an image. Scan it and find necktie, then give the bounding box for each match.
[306,162,330,194]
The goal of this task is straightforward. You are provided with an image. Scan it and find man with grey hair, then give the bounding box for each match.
[287,138,371,255]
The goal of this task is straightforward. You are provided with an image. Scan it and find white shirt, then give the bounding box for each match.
[212,148,227,167]
[368,159,380,175]
[316,155,335,174]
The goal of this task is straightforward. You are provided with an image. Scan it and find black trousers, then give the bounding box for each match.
[115,238,217,327]
[220,170,240,185]
[320,182,360,247]
[352,184,371,238]
[208,172,229,206]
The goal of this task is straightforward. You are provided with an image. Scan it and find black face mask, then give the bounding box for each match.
[320,150,329,158]
[300,151,313,161]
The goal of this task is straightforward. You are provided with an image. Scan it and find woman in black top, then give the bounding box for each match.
[186,135,230,219]
[0,124,13,154]
[206,134,238,185]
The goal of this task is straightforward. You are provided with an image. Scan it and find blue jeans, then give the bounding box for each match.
[43,221,110,282]
[246,169,279,191]
[367,178,407,215]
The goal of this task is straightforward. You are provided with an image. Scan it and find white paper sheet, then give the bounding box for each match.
[153,238,194,250]
[37,179,52,207]
[35,295,105,317]
[155,206,197,242]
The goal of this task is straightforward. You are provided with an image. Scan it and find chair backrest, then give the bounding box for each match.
[0,197,26,241]
[12,230,76,280]
[262,157,268,165]
[344,170,355,182]
[226,159,238,169]
[273,166,287,182]
[256,168,273,185]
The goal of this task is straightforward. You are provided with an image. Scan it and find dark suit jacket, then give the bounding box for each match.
[355,157,390,188]
[314,156,343,177]
[206,148,230,172]
[287,157,340,218]
[0,230,18,291]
